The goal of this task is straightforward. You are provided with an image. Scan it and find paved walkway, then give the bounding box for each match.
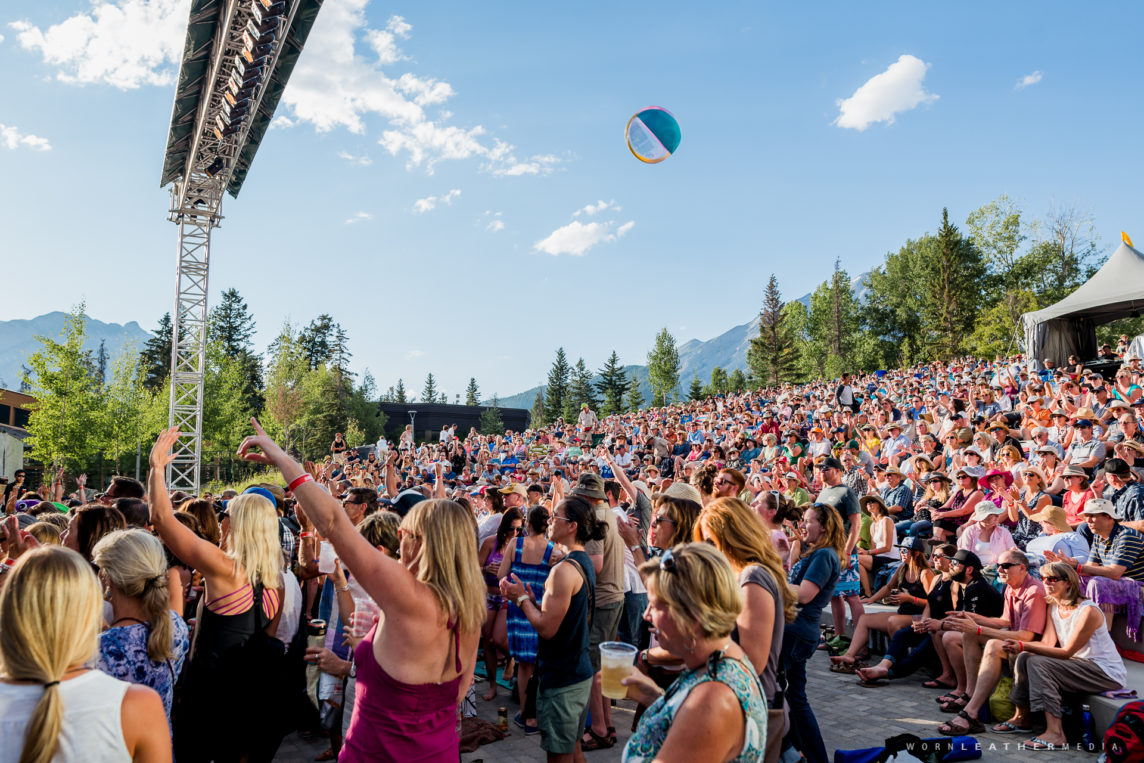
[274,654,1094,761]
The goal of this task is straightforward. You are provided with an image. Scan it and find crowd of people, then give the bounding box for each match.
[1,351,1143,761]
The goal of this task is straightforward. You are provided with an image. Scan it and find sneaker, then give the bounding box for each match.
[514,712,540,735]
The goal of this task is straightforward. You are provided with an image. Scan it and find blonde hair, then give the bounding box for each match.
[806,504,848,560]
[25,522,62,546]
[697,498,798,624]
[225,493,283,588]
[1041,561,1085,608]
[0,547,103,763]
[92,529,175,663]
[400,499,486,634]
[639,542,742,640]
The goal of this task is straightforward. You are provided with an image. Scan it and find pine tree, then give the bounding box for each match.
[565,358,598,421]
[595,350,628,417]
[420,373,438,403]
[687,373,704,401]
[94,340,109,386]
[394,379,408,404]
[624,378,645,412]
[543,348,572,423]
[480,395,504,434]
[923,208,987,359]
[139,313,175,392]
[530,391,545,427]
[646,328,680,406]
[299,314,336,370]
[708,367,729,395]
[747,274,801,386]
[464,378,480,406]
[208,288,256,357]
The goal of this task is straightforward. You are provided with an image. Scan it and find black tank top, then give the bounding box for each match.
[536,549,596,691]
[896,572,928,615]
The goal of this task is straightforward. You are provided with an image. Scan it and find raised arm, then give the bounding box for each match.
[237,419,424,618]
[148,427,235,580]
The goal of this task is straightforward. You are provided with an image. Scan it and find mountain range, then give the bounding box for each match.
[0,312,151,390]
[0,273,867,405]
[498,273,869,409]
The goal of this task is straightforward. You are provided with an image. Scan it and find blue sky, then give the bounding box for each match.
[1,1,1141,400]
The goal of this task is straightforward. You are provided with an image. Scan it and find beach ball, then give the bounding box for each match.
[626,107,681,164]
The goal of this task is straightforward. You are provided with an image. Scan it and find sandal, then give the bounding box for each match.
[607,726,617,745]
[923,679,956,689]
[857,678,889,688]
[829,661,864,674]
[581,728,615,751]
[938,710,985,736]
[939,694,970,713]
[1024,736,1067,751]
[934,691,962,704]
[992,720,1032,734]
[314,749,336,762]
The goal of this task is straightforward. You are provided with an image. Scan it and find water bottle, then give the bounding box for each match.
[1081,703,1097,752]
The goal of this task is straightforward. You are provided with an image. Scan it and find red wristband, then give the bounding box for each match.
[288,473,314,492]
[299,531,315,538]
[977,626,982,636]
[1018,641,1024,652]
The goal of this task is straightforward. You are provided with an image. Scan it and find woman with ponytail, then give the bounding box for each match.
[93,529,190,725]
[0,544,170,762]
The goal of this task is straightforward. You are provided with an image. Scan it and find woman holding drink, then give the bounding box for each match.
[618,543,767,762]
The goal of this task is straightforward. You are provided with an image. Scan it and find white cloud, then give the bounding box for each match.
[277,1,559,175]
[404,349,425,360]
[834,54,938,131]
[0,124,52,151]
[573,199,619,217]
[1015,70,1043,89]
[534,218,634,256]
[9,0,188,89]
[413,188,461,214]
[269,115,295,130]
[344,211,372,224]
[486,219,505,232]
[0,32,5,45]
[337,150,372,166]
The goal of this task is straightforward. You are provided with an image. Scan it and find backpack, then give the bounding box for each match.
[1104,700,1144,763]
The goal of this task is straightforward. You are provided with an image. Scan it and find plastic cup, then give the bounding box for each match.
[350,598,381,639]
[599,641,638,700]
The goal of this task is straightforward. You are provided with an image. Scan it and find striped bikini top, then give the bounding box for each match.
[205,582,281,619]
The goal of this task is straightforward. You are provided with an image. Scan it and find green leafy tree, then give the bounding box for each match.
[708,367,729,396]
[859,238,932,368]
[595,351,629,417]
[261,321,309,453]
[464,378,480,406]
[420,373,438,403]
[747,274,801,386]
[544,348,572,423]
[646,328,680,406]
[480,395,505,434]
[99,344,149,472]
[687,373,704,401]
[22,305,106,471]
[728,368,747,393]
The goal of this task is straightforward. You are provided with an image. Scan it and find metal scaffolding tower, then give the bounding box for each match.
[160,0,324,492]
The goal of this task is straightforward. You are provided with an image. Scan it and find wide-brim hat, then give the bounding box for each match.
[569,473,607,501]
[955,465,986,479]
[860,494,888,513]
[973,500,1006,521]
[978,469,1015,490]
[655,481,702,505]
[926,471,953,483]
[1080,497,1121,519]
[1028,504,1072,533]
[1060,466,1090,486]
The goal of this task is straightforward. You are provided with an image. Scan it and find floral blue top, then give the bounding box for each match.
[623,651,766,763]
[97,610,190,724]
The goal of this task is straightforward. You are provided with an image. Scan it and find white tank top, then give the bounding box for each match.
[1050,600,1127,689]
[0,670,131,762]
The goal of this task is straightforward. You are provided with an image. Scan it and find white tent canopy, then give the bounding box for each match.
[1022,239,1144,367]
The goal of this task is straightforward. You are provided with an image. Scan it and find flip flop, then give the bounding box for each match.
[1024,736,1067,751]
[829,661,863,674]
[923,679,956,689]
[992,720,1032,734]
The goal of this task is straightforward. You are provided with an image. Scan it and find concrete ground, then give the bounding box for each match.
[274,655,1095,761]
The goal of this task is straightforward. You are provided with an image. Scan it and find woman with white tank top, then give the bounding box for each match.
[0,529,170,763]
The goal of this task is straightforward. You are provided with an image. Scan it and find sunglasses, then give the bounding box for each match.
[997,562,1024,570]
[931,554,946,561]
[1041,575,1062,584]
[659,548,679,573]
[650,515,676,527]
[948,560,964,568]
